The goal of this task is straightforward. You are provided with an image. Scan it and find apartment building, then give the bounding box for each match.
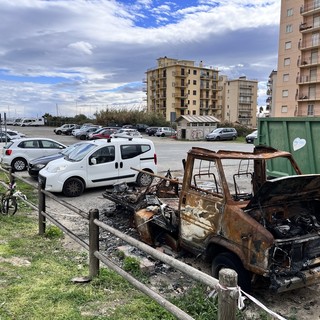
[266,70,277,117]
[276,0,320,116]
[222,76,258,127]
[145,57,257,127]
[145,57,222,122]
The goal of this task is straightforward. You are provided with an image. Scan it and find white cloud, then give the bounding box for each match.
[0,0,280,118]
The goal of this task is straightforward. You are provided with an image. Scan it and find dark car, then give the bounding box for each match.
[145,127,158,136]
[27,142,85,179]
[245,130,258,143]
[62,124,81,135]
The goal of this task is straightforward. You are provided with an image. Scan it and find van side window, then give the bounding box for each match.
[90,146,115,164]
[121,144,151,159]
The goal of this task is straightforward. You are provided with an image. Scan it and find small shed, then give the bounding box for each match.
[175,115,220,140]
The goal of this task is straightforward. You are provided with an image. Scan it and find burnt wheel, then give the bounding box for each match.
[62,178,85,197]
[12,158,27,171]
[211,252,252,292]
[136,172,153,187]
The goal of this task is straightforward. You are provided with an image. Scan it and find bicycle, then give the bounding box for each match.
[1,176,26,216]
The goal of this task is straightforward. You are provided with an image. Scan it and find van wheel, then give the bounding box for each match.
[63,178,84,197]
[136,172,153,187]
[12,158,27,171]
[56,130,62,135]
[161,133,165,137]
[211,252,252,292]
[232,136,237,140]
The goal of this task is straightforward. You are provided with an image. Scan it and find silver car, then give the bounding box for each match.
[206,128,238,141]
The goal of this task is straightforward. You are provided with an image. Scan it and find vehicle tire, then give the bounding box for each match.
[62,178,85,197]
[56,130,62,135]
[80,135,86,140]
[232,136,237,140]
[12,158,27,171]
[161,133,165,137]
[216,136,221,141]
[136,172,153,187]
[211,252,252,292]
[2,196,17,215]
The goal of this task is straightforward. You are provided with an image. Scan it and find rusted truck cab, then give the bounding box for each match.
[136,146,320,292]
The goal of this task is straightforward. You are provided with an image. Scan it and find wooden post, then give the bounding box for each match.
[218,268,238,320]
[38,181,46,235]
[89,209,99,278]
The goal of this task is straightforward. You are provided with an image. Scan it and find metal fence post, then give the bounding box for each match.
[89,208,99,278]
[38,182,46,235]
[218,268,238,320]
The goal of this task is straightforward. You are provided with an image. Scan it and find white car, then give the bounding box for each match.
[1,138,66,171]
[112,128,142,139]
[39,138,157,197]
[155,127,176,137]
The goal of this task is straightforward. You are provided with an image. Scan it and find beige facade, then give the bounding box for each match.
[222,76,258,127]
[276,0,320,116]
[145,57,257,127]
[145,57,222,123]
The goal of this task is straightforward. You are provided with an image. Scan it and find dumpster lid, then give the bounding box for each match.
[245,174,320,210]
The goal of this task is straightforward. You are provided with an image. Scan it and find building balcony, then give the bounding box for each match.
[173,93,188,98]
[172,103,188,109]
[172,72,187,78]
[200,96,210,100]
[297,94,320,101]
[297,75,320,84]
[301,4,320,16]
[200,105,210,110]
[174,82,187,88]
[299,39,320,50]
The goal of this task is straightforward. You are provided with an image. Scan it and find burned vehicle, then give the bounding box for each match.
[104,146,320,292]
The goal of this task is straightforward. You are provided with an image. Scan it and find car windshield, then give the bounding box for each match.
[211,129,221,133]
[65,143,96,162]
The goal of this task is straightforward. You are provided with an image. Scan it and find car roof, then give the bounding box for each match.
[88,137,153,146]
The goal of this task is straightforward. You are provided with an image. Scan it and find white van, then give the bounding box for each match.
[38,138,157,197]
[20,118,45,126]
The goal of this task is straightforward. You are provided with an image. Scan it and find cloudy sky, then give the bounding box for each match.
[0,0,280,119]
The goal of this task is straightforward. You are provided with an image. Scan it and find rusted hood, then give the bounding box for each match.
[245,174,320,210]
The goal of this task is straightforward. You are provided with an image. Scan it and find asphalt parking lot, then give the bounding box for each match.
[11,125,254,173]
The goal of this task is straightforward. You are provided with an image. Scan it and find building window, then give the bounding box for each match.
[283,74,289,82]
[284,58,291,66]
[282,90,289,97]
[286,24,293,33]
[287,8,293,16]
[193,100,196,105]
[192,110,196,115]
[193,80,197,85]
[308,104,314,115]
[285,41,292,49]
[193,70,197,75]
[193,90,197,95]
[281,105,288,113]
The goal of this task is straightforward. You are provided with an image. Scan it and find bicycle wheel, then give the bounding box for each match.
[2,196,17,215]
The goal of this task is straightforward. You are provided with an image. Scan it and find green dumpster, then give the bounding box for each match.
[257,117,320,177]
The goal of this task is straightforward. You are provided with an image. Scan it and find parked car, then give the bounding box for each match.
[205,128,237,141]
[1,138,66,171]
[145,127,159,136]
[75,126,101,140]
[71,124,96,136]
[246,130,258,144]
[155,127,176,137]
[112,128,142,139]
[27,142,85,179]
[54,124,77,135]
[62,124,81,135]
[135,124,149,132]
[39,138,157,197]
[88,128,117,140]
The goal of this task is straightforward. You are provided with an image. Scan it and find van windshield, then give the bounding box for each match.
[66,143,96,162]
